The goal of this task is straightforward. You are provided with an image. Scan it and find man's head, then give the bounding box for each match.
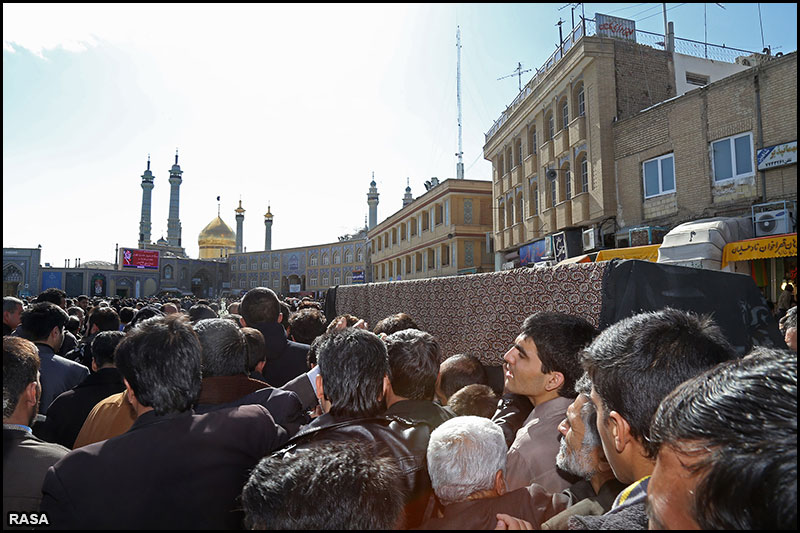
[3,337,41,425]
[427,415,508,505]
[242,441,405,530]
[556,373,608,482]
[383,328,440,403]
[446,384,498,418]
[316,328,390,418]
[188,304,218,324]
[239,287,280,325]
[435,353,488,405]
[20,302,69,350]
[194,318,247,378]
[241,327,267,374]
[373,312,420,336]
[87,306,120,335]
[781,306,797,351]
[227,302,240,315]
[161,302,179,315]
[278,301,292,332]
[582,308,737,485]
[287,308,327,345]
[503,312,597,404]
[648,348,796,530]
[36,288,67,309]
[76,295,89,311]
[114,314,202,415]
[91,330,125,371]
[3,296,24,330]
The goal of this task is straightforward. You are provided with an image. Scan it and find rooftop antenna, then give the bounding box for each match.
[217,195,221,217]
[456,26,464,179]
[704,4,726,58]
[498,62,532,93]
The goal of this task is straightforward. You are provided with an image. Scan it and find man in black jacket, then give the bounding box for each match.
[239,287,308,387]
[40,314,290,530]
[273,328,430,528]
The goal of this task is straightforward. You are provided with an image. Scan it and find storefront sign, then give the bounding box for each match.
[721,233,797,268]
[757,141,797,170]
[595,13,636,42]
[596,244,660,262]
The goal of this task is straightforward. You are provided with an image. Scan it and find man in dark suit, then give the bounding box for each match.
[38,331,126,448]
[3,337,69,521]
[40,314,290,530]
[239,287,309,387]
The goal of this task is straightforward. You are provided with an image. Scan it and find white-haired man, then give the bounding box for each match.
[419,416,569,529]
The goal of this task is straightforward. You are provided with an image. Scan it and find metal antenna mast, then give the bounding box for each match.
[498,62,532,93]
[456,26,464,179]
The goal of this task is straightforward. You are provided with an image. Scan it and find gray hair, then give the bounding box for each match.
[3,296,23,314]
[426,416,507,505]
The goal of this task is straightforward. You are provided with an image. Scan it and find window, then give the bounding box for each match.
[310,275,317,286]
[323,275,329,286]
[547,111,555,139]
[345,250,353,263]
[580,156,589,193]
[497,198,505,230]
[164,265,173,279]
[322,253,329,265]
[435,204,443,225]
[515,186,523,224]
[643,153,676,198]
[577,84,585,117]
[261,261,268,269]
[231,263,237,270]
[564,165,572,200]
[346,273,353,284]
[506,192,514,226]
[357,248,363,262]
[273,279,280,289]
[528,127,537,155]
[549,170,557,207]
[240,280,246,288]
[250,280,257,289]
[561,99,569,130]
[310,254,318,266]
[333,274,340,285]
[529,177,539,216]
[711,133,753,182]
[686,72,710,87]
[516,138,523,165]
[333,251,341,264]
[273,259,279,269]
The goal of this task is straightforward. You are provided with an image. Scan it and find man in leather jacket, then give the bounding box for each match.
[270,327,432,528]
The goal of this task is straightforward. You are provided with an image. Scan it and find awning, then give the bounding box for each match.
[596,244,660,262]
[721,233,797,268]
[558,254,592,265]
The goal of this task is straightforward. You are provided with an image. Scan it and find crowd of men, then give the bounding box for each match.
[2,285,797,530]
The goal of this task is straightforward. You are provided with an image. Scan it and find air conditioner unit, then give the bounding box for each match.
[754,209,791,237]
[582,228,599,252]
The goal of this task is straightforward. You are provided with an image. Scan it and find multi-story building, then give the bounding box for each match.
[368,178,494,281]
[614,51,797,300]
[228,236,368,298]
[483,14,756,267]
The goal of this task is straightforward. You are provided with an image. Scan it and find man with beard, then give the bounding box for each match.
[3,337,69,520]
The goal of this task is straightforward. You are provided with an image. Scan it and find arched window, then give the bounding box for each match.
[322,274,329,286]
[345,250,353,263]
[563,164,572,200]
[546,110,555,139]
[333,251,341,264]
[529,177,539,216]
[164,265,173,280]
[580,155,589,193]
[576,83,585,117]
[497,198,506,230]
[310,254,318,266]
[561,98,569,130]
[322,253,329,265]
[356,248,363,262]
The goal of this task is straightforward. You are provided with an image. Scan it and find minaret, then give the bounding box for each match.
[367,172,379,230]
[403,177,413,207]
[166,148,183,248]
[138,155,155,247]
[235,199,245,253]
[264,204,273,251]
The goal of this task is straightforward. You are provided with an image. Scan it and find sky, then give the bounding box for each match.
[4,3,797,267]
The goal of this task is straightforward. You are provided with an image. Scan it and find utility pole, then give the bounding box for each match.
[456,26,464,179]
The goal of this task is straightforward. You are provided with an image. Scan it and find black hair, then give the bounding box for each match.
[188,304,218,323]
[88,306,120,333]
[242,441,405,530]
[317,328,390,418]
[91,330,125,368]
[194,318,247,377]
[20,302,68,342]
[36,288,66,306]
[373,313,420,336]
[447,384,499,418]
[287,308,327,345]
[119,307,136,324]
[65,315,81,335]
[520,312,598,399]
[651,348,796,530]
[114,314,202,415]
[384,328,440,401]
[278,301,291,332]
[241,327,266,373]
[582,308,737,458]
[438,353,488,402]
[240,287,280,324]
[127,306,164,330]
[3,337,40,418]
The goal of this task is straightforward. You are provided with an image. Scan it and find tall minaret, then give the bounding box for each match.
[264,205,273,251]
[235,199,245,253]
[402,177,413,207]
[138,155,155,247]
[367,172,379,230]
[166,148,183,248]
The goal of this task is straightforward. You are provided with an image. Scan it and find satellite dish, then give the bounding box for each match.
[546,169,557,180]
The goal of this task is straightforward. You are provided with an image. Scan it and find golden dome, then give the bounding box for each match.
[198,216,236,245]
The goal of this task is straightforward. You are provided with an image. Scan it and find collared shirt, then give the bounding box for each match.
[505,395,577,493]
